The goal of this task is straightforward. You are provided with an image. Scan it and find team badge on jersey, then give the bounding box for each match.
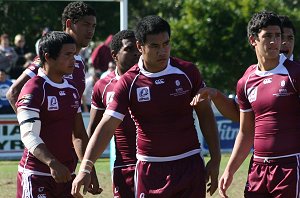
[247,87,257,103]
[47,96,59,111]
[137,87,150,102]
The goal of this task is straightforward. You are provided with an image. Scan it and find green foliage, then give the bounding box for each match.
[0,1,120,53]
[2,0,300,93]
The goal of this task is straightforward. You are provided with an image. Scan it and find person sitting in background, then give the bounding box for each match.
[0,33,18,76]
[12,34,30,79]
[100,61,116,79]
[0,69,14,114]
[23,52,35,69]
[81,68,101,112]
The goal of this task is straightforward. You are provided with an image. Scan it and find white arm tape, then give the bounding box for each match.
[17,110,44,154]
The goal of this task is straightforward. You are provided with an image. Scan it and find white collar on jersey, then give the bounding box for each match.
[38,68,70,88]
[114,69,121,80]
[255,54,287,76]
[137,55,171,77]
[74,54,83,61]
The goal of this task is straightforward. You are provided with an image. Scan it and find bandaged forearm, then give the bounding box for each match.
[17,109,44,154]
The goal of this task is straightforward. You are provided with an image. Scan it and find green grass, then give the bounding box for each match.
[0,154,250,197]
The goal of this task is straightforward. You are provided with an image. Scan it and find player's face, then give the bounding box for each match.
[138,32,171,72]
[115,37,140,75]
[280,27,294,59]
[52,43,76,76]
[69,15,96,50]
[251,26,281,59]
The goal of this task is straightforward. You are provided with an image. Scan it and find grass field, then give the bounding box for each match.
[0,154,251,198]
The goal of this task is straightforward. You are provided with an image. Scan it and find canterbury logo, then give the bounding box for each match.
[263,78,272,84]
[155,79,165,85]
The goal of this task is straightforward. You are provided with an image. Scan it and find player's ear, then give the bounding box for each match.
[44,53,51,62]
[136,41,143,53]
[249,35,257,47]
[111,50,118,62]
[66,19,72,29]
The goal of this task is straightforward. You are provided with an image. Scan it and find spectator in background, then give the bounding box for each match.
[90,34,113,72]
[23,52,35,69]
[0,69,14,114]
[81,68,101,112]
[100,60,116,79]
[12,34,30,79]
[0,33,18,76]
[35,27,51,56]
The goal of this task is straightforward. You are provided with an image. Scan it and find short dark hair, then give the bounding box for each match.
[135,15,171,45]
[61,1,96,30]
[279,15,296,36]
[247,11,282,39]
[111,30,135,53]
[39,31,75,64]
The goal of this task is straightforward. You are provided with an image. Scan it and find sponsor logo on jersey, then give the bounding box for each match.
[280,80,286,87]
[37,194,46,198]
[59,91,66,96]
[175,80,181,86]
[247,86,257,103]
[74,62,80,68]
[263,78,272,84]
[47,96,59,111]
[155,79,165,85]
[20,94,33,104]
[64,74,73,79]
[137,87,150,102]
[106,92,115,106]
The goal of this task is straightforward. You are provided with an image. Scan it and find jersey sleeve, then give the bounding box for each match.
[91,80,106,110]
[16,78,43,112]
[236,77,252,112]
[24,57,40,78]
[104,76,129,121]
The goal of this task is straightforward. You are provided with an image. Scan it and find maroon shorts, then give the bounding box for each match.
[16,171,75,198]
[135,154,206,198]
[244,155,300,198]
[112,164,136,198]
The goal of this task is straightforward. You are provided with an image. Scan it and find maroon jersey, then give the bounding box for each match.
[91,70,137,166]
[105,57,205,160]
[237,54,300,157]
[24,55,86,97]
[16,69,81,174]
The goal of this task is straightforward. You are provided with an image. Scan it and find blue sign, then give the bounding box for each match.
[201,116,240,153]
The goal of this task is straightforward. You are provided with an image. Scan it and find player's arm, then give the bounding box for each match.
[72,114,122,197]
[72,112,102,195]
[6,72,31,113]
[86,107,104,138]
[17,109,72,183]
[194,98,221,196]
[191,87,240,122]
[81,95,89,113]
[219,111,254,198]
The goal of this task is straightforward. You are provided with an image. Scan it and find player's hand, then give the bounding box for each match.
[71,171,91,198]
[218,170,233,198]
[88,168,103,195]
[190,87,217,106]
[48,160,72,183]
[205,159,220,196]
